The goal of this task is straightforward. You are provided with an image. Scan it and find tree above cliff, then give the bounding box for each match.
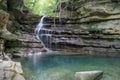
[24,0,57,15]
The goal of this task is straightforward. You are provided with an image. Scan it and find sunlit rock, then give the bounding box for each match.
[75,70,103,80]
[0,61,25,80]
[14,74,25,80]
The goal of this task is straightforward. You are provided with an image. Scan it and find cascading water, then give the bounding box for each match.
[34,15,93,53]
[35,16,52,52]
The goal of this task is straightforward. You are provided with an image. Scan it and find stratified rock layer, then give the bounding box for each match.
[1,0,120,56]
[0,0,44,58]
[38,0,120,56]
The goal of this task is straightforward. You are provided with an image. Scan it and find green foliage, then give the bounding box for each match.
[24,0,57,15]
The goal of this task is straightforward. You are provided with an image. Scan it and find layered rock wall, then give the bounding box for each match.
[0,0,120,56]
[41,0,120,56]
[66,0,120,55]
[0,0,44,58]
[0,39,4,58]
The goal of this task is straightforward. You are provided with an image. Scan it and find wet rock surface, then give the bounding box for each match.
[0,39,4,59]
[37,16,120,56]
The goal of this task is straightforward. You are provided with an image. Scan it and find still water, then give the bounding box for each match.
[15,54,120,80]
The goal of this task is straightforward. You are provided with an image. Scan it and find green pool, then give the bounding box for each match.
[15,53,120,80]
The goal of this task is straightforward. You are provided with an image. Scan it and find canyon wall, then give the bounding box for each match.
[43,0,120,56]
[0,0,120,57]
[65,0,120,55]
[0,0,44,58]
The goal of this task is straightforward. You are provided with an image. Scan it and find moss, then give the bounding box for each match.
[3,77,7,80]
[0,0,7,11]
[0,33,17,40]
[5,48,20,53]
[11,71,17,80]
[3,75,7,80]
[5,40,23,48]
[11,63,25,80]
[11,64,17,80]
[3,70,7,80]
[0,10,9,28]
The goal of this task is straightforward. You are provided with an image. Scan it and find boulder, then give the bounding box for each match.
[0,61,25,80]
[75,70,103,80]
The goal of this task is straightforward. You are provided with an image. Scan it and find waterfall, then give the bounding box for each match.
[35,16,67,52]
[35,16,52,52]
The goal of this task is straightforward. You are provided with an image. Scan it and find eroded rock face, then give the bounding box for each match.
[0,9,17,59]
[40,0,120,55]
[0,0,44,57]
[1,0,120,56]
[67,0,120,55]
[37,15,120,55]
[66,0,120,19]
[0,10,17,40]
[7,0,29,19]
[0,39,4,59]
[0,0,7,11]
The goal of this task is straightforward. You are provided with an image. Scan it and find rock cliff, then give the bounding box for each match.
[0,0,120,57]
[0,0,44,59]
[40,0,120,56]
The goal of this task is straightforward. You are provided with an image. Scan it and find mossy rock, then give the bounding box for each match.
[0,33,17,40]
[0,10,9,28]
[0,0,7,11]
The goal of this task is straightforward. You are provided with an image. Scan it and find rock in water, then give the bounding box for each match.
[75,70,103,80]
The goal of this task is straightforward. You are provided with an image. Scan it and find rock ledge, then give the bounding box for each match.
[0,60,25,80]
